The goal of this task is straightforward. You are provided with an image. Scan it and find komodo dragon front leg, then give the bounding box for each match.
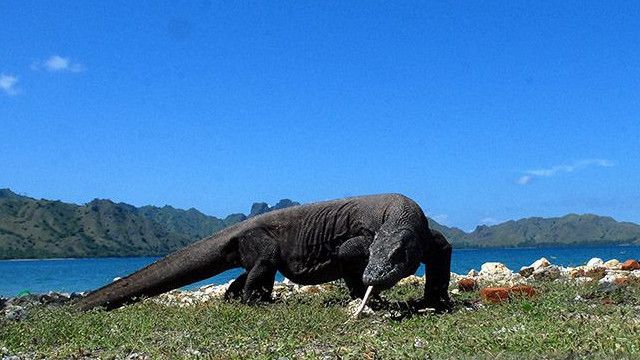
[224,233,279,303]
[340,235,393,318]
[224,272,248,300]
[242,259,277,302]
[338,236,373,299]
[224,266,277,303]
[224,263,277,303]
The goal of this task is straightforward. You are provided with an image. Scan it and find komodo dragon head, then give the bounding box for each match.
[361,228,423,289]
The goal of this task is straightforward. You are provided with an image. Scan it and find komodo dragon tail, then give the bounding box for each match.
[76,227,239,311]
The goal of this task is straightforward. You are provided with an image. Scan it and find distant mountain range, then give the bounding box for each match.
[428,215,640,248]
[1,188,639,259]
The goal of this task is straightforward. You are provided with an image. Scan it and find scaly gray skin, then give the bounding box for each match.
[77,194,452,312]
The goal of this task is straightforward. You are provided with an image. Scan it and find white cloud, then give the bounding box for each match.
[517,159,614,185]
[517,175,533,185]
[33,55,84,73]
[0,74,19,95]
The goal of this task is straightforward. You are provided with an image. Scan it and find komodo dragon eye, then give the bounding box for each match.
[390,247,407,264]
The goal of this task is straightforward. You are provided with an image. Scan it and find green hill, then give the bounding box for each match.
[457,214,640,248]
[0,189,297,259]
[1,188,639,259]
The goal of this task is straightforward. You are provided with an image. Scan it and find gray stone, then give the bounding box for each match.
[70,292,85,300]
[39,292,71,305]
[124,353,151,360]
[519,267,534,278]
[532,265,561,281]
[8,294,40,307]
[4,305,26,321]
[597,273,628,293]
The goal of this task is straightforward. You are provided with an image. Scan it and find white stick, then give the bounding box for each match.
[352,285,374,319]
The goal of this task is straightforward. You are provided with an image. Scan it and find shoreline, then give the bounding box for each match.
[3,255,639,301]
[2,243,639,262]
[2,246,640,296]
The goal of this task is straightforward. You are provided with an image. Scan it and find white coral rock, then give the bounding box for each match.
[530,257,551,270]
[587,258,604,267]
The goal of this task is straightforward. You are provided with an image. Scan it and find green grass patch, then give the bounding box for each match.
[2,282,640,359]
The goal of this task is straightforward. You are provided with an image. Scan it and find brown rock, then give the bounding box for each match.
[457,278,477,292]
[480,287,510,303]
[621,259,640,271]
[480,285,537,304]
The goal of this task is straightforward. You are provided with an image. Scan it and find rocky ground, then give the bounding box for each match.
[2,257,640,359]
[123,256,640,308]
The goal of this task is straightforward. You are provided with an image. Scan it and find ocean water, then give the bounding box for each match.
[1,245,639,297]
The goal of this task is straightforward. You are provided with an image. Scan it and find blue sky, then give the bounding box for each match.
[1,1,639,231]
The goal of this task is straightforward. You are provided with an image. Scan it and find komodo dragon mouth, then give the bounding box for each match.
[362,229,422,289]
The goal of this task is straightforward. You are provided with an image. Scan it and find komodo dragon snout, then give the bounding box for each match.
[362,228,422,289]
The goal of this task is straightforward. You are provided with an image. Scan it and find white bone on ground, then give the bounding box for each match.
[352,285,374,319]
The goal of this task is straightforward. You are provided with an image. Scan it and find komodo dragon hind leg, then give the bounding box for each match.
[224,271,248,300]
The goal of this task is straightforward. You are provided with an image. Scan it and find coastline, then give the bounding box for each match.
[2,243,638,261]
[2,245,640,297]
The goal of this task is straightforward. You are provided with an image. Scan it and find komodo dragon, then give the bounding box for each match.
[77,194,452,312]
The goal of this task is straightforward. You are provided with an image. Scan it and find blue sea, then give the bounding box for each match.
[1,245,639,297]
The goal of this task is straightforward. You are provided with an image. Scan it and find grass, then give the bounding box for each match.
[2,281,640,359]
